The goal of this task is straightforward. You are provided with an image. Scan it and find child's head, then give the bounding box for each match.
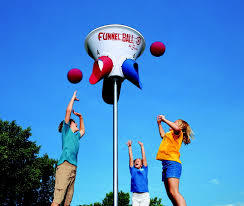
[58,119,79,133]
[175,119,194,145]
[134,158,143,169]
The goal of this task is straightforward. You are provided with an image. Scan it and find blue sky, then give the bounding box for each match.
[1,0,244,205]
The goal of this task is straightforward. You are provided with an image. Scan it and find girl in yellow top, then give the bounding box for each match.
[156,115,193,206]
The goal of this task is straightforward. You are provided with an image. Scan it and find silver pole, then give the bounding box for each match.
[113,79,118,206]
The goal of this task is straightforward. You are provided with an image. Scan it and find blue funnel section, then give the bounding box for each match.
[122,59,142,89]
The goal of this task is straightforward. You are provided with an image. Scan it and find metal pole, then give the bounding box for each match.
[113,78,118,206]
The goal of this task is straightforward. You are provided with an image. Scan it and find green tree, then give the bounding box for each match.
[102,191,130,206]
[150,197,165,206]
[79,191,130,206]
[79,191,166,206]
[0,120,57,205]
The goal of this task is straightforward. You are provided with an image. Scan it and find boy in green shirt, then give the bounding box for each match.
[51,91,85,206]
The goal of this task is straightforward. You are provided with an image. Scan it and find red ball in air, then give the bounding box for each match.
[150,42,166,57]
[67,68,83,84]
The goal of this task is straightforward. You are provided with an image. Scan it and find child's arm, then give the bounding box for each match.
[159,115,181,134]
[157,115,165,138]
[65,91,79,124]
[73,110,85,137]
[126,140,134,167]
[138,141,147,167]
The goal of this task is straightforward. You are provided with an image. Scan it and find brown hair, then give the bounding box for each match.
[177,119,194,145]
[133,158,142,164]
[58,119,75,133]
[133,158,143,165]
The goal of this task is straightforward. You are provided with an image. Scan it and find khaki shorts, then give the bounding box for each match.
[53,161,77,205]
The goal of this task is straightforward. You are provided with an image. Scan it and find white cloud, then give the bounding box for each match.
[209,178,220,185]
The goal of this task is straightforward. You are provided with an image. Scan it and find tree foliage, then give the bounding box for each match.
[150,197,164,206]
[79,191,165,206]
[102,191,130,206]
[0,120,57,205]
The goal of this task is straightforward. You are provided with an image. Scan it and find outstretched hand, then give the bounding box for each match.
[157,115,162,123]
[126,140,132,147]
[73,90,79,101]
[157,115,166,123]
[138,141,143,147]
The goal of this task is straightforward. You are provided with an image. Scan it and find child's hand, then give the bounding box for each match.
[138,141,144,147]
[160,115,166,121]
[157,115,162,123]
[158,115,166,122]
[73,110,82,118]
[126,140,132,147]
[73,90,79,101]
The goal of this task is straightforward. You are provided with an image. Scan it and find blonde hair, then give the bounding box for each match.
[177,119,194,145]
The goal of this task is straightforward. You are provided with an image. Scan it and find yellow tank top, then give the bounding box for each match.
[156,130,183,163]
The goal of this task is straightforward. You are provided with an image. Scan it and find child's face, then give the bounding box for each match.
[70,121,79,133]
[175,120,181,127]
[170,120,182,131]
[134,159,143,169]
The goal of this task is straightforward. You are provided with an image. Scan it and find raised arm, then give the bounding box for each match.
[157,115,165,138]
[73,110,85,137]
[138,141,147,167]
[65,91,79,124]
[126,140,133,167]
[159,115,181,134]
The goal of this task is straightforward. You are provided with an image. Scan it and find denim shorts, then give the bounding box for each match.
[161,160,182,181]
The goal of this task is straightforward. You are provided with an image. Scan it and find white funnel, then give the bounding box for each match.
[85,24,146,78]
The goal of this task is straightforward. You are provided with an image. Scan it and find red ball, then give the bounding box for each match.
[67,68,83,84]
[150,42,166,57]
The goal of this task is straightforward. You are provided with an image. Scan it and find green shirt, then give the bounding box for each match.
[57,121,81,166]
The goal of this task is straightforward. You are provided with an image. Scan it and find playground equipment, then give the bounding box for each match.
[85,24,145,104]
[85,24,145,206]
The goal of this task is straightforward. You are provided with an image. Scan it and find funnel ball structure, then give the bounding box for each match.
[67,68,83,84]
[85,24,146,104]
[150,41,165,57]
